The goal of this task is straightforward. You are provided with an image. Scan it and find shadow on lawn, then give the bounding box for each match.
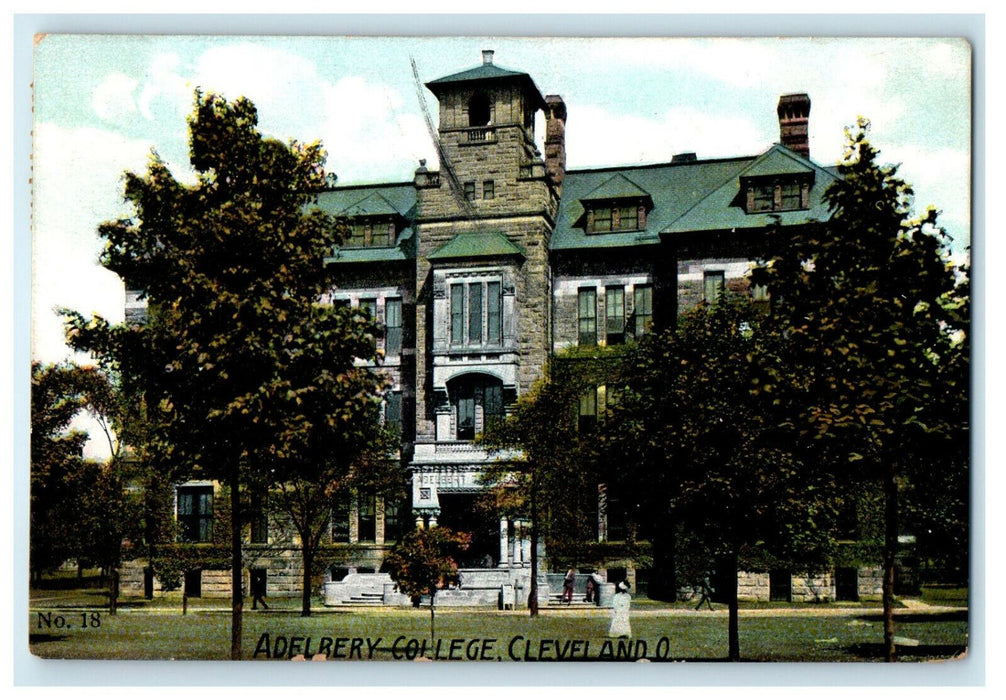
[846,642,968,660]
[855,611,968,624]
[30,601,147,611]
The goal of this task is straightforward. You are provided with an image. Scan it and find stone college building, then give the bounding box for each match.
[125,50,882,607]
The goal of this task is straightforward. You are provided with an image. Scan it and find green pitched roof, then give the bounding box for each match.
[314,182,416,220]
[425,61,545,108]
[427,62,530,86]
[324,243,411,265]
[580,173,652,203]
[427,231,525,261]
[341,192,402,217]
[551,144,839,251]
[315,182,418,265]
[663,145,837,235]
[740,145,817,178]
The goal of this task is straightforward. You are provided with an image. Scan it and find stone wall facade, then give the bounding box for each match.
[127,54,883,603]
[736,568,883,603]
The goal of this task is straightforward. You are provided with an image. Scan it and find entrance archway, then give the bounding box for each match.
[437,493,499,568]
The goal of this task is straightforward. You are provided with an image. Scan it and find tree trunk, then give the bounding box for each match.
[301,543,313,617]
[727,551,740,661]
[883,461,899,662]
[651,525,677,601]
[528,474,539,617]
[429,590,436,647]
[109,569,119,615]
[230,478,244,660]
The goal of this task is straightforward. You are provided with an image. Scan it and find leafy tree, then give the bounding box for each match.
[30,362,90,578]
[267,420,404,617]
[66,91,387,658]
[478,349,618,615]
[763,119,969,661]
[29,361,142,614]
[384,527,470,645]
[607,294,839,661]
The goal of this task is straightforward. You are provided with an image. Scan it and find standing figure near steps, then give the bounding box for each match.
[561,568,576,605]
[608,581,632,638]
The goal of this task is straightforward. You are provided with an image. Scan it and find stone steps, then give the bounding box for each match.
[344,592,385,605]
[548,595,597,609]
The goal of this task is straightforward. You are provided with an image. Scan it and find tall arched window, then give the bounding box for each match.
[468,93,491,127]
[448,373,505,440]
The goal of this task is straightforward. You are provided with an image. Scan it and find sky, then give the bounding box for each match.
[29,33,972,453]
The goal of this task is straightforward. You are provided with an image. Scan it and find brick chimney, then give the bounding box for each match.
[544,94,567,192]
[482,49,494,65]
[777,93,811,159]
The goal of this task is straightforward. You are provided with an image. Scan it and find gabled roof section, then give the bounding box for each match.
[740,143,818,178]
[427,231,526,261]
[663,144,838,235]
[552,157,750,251]
[314,182,415,220]
[580,173,652,204]
[341,192,403,218]
[315,182,418,265]
[551,145,840,252]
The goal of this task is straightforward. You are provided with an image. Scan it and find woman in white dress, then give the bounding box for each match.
[608,582,632,638]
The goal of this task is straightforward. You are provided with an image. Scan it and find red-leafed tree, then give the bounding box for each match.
[384,527,470,645]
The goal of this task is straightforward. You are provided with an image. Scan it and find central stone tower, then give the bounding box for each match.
[409,51,562,570]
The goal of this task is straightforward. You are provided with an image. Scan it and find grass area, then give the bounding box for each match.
[919,585,969,607]
[28,598,968,662]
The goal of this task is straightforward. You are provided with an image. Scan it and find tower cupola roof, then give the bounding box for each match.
[425,51,545,108]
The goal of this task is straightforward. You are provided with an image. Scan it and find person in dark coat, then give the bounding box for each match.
[562,568,576,604]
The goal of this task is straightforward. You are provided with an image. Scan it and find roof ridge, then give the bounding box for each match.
[326,180,415,191]
[565,155,754,176]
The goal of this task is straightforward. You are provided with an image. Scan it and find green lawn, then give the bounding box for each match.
[919,585,969,608]
[28,599,968,662]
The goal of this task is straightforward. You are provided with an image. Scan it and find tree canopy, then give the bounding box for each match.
[761,119,969,661]
[385,526,470,643]
[66,91,392,658]
[30,362,142,583]
[605,293,840,660]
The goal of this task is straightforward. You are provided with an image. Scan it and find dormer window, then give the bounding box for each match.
[342,217,397,248]
[586,202,646,233]
[578,174,652,234]
[744,177,811,214]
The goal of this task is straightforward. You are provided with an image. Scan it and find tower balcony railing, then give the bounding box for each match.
[465,126,497,144]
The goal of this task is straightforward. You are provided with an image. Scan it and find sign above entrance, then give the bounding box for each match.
[419,468,482,493]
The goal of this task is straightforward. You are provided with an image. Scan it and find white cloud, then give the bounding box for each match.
[91,72,139,125]
[566,104,764,169]
[884,143,971,252]
[192,42,328,144]
[919,40,972,80]
[588,38,788,89]
[32,122,152,365]
[137,52,192,122]
[318,76,434,183]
